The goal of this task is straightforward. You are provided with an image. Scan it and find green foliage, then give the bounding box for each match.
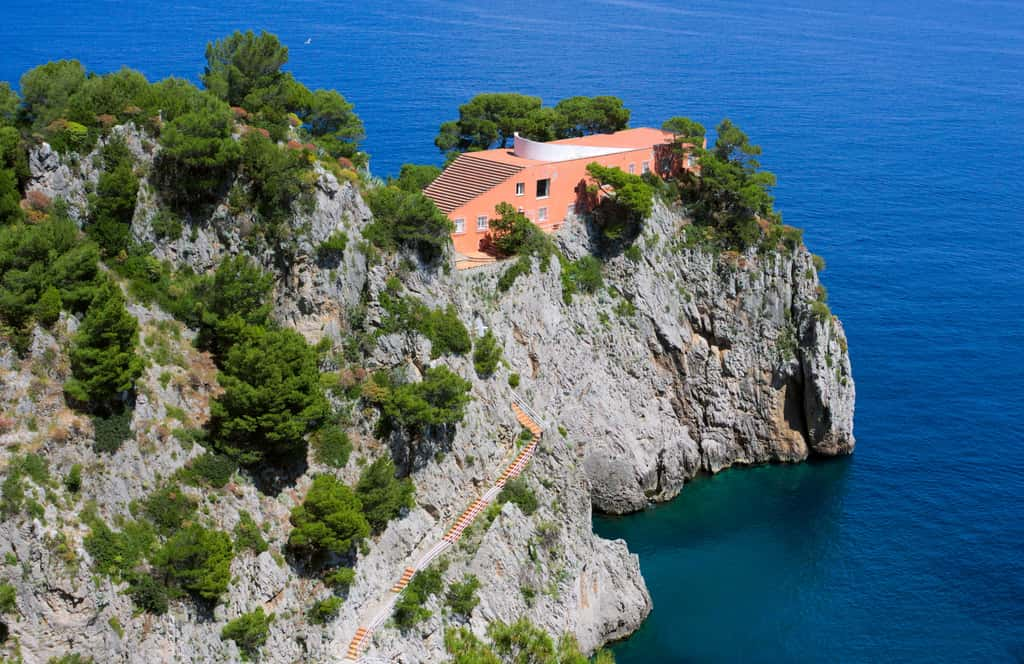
[379,366,473,437]
[323,566,355,590]
[47,654,94,664]
[444,616,614,664]
[507,373,520,389]
[150,209,183,241]
[65,279,143,407]
[445,574,480,618]
[307,596,344,625]
[153,524,233,602]
[288,475,369,558]
[64,66,150,128]
[486,202,554,258]
[64,464,83,494]
[236,130,315,234]
[624,244,642,263]
[234,510,269,554]
[559,255,603,303]
[220,607,273,661]
[87,137,139,257]
[0,212,101,353]
[677,119,780,250]
[316,230,348,260]
[0,82,19,125]
[83,515,156,581]
[304,88,365,158]
[662,116,706,143]
[497,477,537,516]
[390,163,442,192]
[496,255,532,293]
[355,456,415,533]
[393,562,446,630]
[193,254,273,358]
[19,60,87,130]
[141,484,198,536]
[363,185,452,262]
[203,30,289,108]
[811,300,832,323]
[585,163,654,242]
[155,102,240,209]
[311,424,352,468]
[91,409,132,453]
[210,324,327,465]
[436,93,629,154]
[812,254,826,272]
[378,291,471,358]
[472,330,502,377]
[0,582,16,614]
[177,452,236,488]
[127,573,169,614]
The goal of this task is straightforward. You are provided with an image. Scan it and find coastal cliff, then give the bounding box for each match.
[0,125,853,663]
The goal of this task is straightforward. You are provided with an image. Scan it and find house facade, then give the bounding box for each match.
[423,127,697,257]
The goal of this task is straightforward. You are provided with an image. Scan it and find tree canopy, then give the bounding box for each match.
[355,456,415,533]
[209,324,327,465]
[154,103,239,208]
[443,617,615,664]
[202,30,290,111]
[288,474,370,557]
[152,524,233,602]
[436,93,630,155]
[65,279,143,408]
[381,366,473,437]
[363,185,452,262]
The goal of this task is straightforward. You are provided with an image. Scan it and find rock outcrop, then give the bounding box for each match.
[4,130,853,663]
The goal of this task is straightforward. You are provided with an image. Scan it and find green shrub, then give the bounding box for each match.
[221,607,273,661]
[443,616,615,664]
[65,280,144,408]
[498,477,537,516]
[233,511,268,554]
[363,186,452,262]
[127,573,169,614]
[91,410,133,453]
[140,484,197,535]
[210,324,327,466]
[812,254,826,272]
[64,464,82,494]
[311,424,352,468]
[472,330,502,377]
[585,163,654,242]
[151,209,184,241]
[236,131,315,234]
[811,300,832,322]
[317,230,348,260]
[381,366,473,437]
[392,562,446,630]
[155,103,240,210]
[153,524,233,602]
[497,254,532,293]
[323,566,355,590]
[486,203,554,258]
[377,293,470,358]
[307,596,343,625]
[445,574,480,618]
[0,582,15,614]
[624,244,642,263]
[356,456,415,533]
[390,163,441,192]
[87,137,139,257]
[508,373,520,389]
[560,255,603,303]
[288,475,369,558]
[46,654,93,664]
[83,516,156,581]
[178,452,236,488]
[193,254,274,358]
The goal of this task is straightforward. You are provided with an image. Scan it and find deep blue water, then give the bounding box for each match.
[3,1,1023,661]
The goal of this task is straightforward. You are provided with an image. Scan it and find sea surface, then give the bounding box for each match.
[2,1,1023,661]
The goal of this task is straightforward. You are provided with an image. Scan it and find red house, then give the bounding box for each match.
[423,127,699,262]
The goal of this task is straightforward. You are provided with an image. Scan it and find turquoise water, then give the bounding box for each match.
[2,1,1023,661]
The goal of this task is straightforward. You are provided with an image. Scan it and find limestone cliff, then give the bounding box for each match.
[0,132,853,663]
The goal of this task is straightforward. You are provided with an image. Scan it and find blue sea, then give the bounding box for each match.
[2,1,1022,661]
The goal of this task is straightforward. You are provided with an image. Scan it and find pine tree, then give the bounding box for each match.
[65,279,143,408]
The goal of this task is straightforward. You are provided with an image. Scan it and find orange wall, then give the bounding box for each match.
[448,146,662,255]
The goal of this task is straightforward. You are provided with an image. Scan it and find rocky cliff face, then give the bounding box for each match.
[0,134,852,663]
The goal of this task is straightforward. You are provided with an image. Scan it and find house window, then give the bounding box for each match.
[515,182,525,196]
[536,178,550,198]
[642,161,650,174]
[628,163,635,174]
[454,218,465,234]
[538,207,548,222]
[686,154,696,168]
[476,215,489,231]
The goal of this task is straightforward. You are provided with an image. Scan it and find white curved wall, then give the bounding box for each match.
[513,132,627,162]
